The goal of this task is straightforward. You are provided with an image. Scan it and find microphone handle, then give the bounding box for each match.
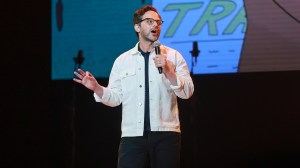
[158,67,162,74]
[155,46,162,74]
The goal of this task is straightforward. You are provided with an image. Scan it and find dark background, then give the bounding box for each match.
[3,1,300,168]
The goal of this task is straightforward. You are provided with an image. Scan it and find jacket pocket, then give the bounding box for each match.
[119,68,137,93]
[120,68,136,78]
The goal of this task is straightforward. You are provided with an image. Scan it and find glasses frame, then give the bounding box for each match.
[138,18,164,26]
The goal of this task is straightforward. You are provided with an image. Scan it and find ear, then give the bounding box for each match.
[134,24,140,33]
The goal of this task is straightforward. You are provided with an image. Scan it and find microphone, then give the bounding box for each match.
[73,50,85,68]
[154,41,162,74]
[189,41,200,74]
[190,41,200,63]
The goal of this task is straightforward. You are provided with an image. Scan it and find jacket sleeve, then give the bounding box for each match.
[170,51,194,99]
[94,58,123,107]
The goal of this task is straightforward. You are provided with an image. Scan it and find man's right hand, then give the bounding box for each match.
[73,69,101,92]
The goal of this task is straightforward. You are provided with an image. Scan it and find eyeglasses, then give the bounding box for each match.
[139,18,164,26]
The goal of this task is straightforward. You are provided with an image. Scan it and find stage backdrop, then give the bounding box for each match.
[52,0,300,80]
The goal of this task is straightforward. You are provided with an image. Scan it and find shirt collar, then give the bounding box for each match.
[130,42,157,56]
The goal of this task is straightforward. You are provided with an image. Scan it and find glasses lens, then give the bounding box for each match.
[140,18,163,26]
[147,19,154,25]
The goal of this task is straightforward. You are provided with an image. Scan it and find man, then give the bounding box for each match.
[73,5,194,168]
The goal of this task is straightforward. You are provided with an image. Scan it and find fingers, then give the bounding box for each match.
[77,69,86,77]
[73,71,83,84]
[86,71,92,77]
[74,69,88,79]
[74,71,84,79]
[73,77,82,84]
[153,55,166,67]
[73,69,87,84]
[73,69,95,81]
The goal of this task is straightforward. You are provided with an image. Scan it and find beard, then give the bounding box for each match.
[140,29,160,43]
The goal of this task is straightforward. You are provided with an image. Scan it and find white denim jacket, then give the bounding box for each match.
[94,42,194,137]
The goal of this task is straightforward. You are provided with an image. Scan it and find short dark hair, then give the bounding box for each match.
[133,5,162,37]
[133,5,161,25]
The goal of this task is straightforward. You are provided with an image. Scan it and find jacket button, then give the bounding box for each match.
[139,85,142,88]
[139,103,142,106]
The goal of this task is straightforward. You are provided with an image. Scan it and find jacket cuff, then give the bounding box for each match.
[170,77,181,90]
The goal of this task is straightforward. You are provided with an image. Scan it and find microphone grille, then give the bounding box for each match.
[154,40,160,47]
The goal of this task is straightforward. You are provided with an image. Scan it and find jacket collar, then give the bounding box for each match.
[130,42,140,56]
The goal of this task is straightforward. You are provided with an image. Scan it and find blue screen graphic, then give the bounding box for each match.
[51,0,148,79]
[52,0,247,79]
[153,0,247,74]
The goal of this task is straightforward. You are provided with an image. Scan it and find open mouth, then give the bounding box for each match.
[151,29,158,36]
